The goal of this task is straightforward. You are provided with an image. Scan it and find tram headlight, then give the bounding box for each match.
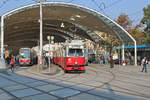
[75,61,78,65]
[80,46,83,48]
[68,58,71,62]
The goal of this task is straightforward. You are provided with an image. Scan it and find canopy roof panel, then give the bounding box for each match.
[1,2,135,49]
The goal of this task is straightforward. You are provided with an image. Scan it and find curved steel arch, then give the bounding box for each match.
[2,2,135,42]
[1,2,137,65]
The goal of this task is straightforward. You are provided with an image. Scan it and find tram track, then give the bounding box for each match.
[15,65,150,99]
[23,66,150,99]
[84,65,150,99]
[23,66,82,85]
[90,65,150,88]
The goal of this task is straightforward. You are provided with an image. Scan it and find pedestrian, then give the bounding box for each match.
[10,56,15,72]
[99,55,102,64]
[45,56,49,68]
[141,57,148,73]
[99,55,104,64]
[5,56,10,65]
[110,55,114,68]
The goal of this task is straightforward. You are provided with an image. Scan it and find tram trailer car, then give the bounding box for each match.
[19,48,37,66]
[54,40,86,73]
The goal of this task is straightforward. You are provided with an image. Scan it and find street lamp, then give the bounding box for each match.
[47,36,54,72]
[51,36,54,44]
[47,36,51,72]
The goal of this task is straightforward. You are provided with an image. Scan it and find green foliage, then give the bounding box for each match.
[141,5,150,27]
[143,31,150,44]
[141,5,150,44]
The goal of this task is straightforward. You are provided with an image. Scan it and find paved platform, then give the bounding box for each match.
[0,64,150,100]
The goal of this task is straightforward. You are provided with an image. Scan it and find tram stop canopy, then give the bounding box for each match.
[1,2,135,48]
[0,2,137,65]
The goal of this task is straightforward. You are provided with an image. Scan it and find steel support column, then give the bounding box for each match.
[134,41,137,66]
[1,16,4,59]
[39,0,43,65]
[122,44,125,65]
[86,39,88,60]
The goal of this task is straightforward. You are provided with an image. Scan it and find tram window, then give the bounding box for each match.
[76,49,83,56]
[68,49,83,57]
[19,49,30,58]
[68,49,75,56]
[24,51,30,58]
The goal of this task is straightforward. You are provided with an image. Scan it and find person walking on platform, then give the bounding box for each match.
[45,56,49,68]
[10,56,15,72]
[141,57,148,73]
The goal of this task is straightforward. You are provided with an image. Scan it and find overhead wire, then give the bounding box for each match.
[91,0,105,11]
[90,0,124,18]
[0,0,11,9]
[103,0,123,10]
[128,10,142,17]
[90,0,111,17]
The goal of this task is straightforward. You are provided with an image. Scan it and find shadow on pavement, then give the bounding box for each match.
[0,70,12,76]
[0,70,147,100]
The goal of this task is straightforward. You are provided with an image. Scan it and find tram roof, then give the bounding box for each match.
[1,2,135,50]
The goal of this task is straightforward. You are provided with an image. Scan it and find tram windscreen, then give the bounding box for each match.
[68,49,83,57]
[19,49,30,58]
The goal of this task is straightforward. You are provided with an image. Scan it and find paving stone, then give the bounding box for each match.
[45,79,61,83]
[0,78,17,88]
[68,93,108,100]
[35,84,63,92]
[54,82,74,87]
[82,81,103,87]
[0,72,36,84]
[4,84,28,91]
[13,77,37,84]
[88,88,115,98]
[50,88,80,98]
[21,93,57,100]
[87,88,145,100]
[0,92,15,100]
[10,88,41,98]
[26,81,48,87]
[70,84,94,91]
[0,89,5,94]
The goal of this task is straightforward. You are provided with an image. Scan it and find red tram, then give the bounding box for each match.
[53,40,86,73]
[19,48,36,66]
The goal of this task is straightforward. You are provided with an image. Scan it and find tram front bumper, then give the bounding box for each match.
[66,65,85,71]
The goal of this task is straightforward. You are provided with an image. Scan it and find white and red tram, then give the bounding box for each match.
[53,40,86,72]
[19,48,36,66]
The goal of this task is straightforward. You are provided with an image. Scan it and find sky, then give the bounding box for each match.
[0,0,149,26]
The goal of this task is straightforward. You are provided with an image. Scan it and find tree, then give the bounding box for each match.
[141,5,150,32]
[128,24,145,45]
[141,5,150,44]
[116,14,132,30]
[116,14,144,45]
